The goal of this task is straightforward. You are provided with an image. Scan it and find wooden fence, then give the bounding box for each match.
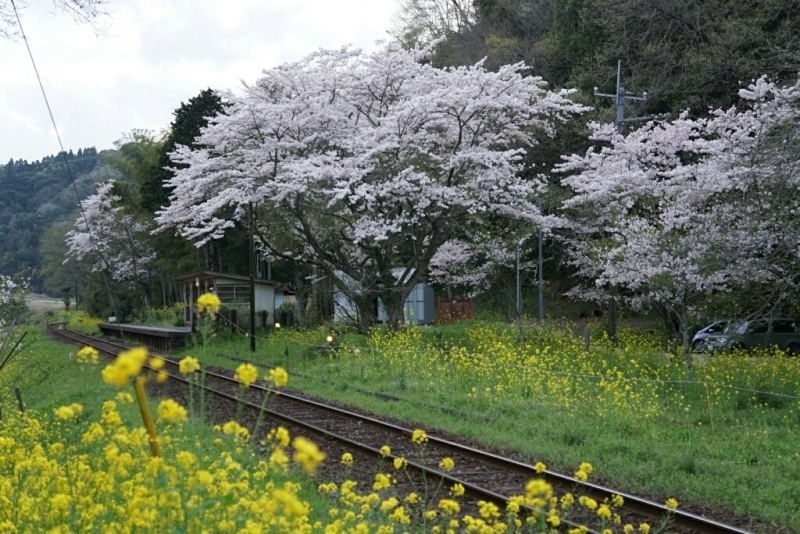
[436,298,474,325]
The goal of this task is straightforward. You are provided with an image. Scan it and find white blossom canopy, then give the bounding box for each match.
[156,43,586,323]
[558,77,800,316]
[65,180,156,286]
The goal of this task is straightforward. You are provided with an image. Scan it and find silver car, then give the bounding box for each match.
[692,321,727,353]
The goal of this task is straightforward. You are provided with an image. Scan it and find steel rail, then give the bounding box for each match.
[49,325,754,534]
[48,325,593,531]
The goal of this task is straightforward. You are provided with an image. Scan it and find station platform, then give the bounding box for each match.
[99,323,192,353]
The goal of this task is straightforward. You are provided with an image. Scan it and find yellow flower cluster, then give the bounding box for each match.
[292,436,326,474]
[235,363,258,387]
[0,398,321,533]
[268,367,289,387]
[220,421,250,442]
[179,356,201,375]
[101,347,148,386]
[157,399,188,423]
[54,403,83,420]
[76,346,98,364]
[196,292,221,314]
[438,457,455,471]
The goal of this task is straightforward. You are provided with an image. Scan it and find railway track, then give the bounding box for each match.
[48,324,755,534]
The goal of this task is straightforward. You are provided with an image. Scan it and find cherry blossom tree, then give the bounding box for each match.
[65,180,156,309]
[156,43,586,330]
[557,77,800,377]
[1,0,108,39]
[0,275,28,330]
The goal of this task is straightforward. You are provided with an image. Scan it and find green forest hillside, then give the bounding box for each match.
[0,148,117,290]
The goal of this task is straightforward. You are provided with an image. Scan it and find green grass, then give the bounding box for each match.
[175,320,800,532]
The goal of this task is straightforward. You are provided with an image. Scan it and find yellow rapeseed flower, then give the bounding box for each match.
[574,469,588,481]
[393,457,408,470]
[196,292,221,314]
[438,499,460,515]
[157,399,187,423]
[235,363,258,387]
[269,367,289,387]
[478,501,500,519]
[411,429,428,445]
[54,403,83,420]
[639,524,651,533]
[292,436,325,474]
[379,445,391,457]
[268,426,291,448]
[451,483,465,497]
[77,346,99,364]
[665,498,679,510]
[101,347,147,386]
[149,357,165,370]
[579,462,593,474]
[179,356,200,375]
[439,457,455,471]
[534,461,546,473]
[221,421,250,441]
[373,473,392,491]
[341,452,354,466]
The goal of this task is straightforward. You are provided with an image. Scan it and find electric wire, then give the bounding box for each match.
[10,0,124,341]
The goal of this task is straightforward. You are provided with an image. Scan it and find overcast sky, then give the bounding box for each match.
[1,0,399,163]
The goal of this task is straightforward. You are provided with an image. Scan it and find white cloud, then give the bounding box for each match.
[0,0,399,162]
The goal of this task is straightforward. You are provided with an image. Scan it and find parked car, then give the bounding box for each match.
[705,318,800,355]
[691,320,727,353]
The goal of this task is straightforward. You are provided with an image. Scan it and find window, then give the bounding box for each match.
[771,320,797,334]
[747,320,768,334]
[216,285,251,303]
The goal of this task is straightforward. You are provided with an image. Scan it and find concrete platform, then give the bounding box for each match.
[99,324,192,352]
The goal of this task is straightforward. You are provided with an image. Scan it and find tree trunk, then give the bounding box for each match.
[607,285,618,342]
[352,293,376,334]
[293,261,306,328]
[385,296,406,331]
[680,306,693,380]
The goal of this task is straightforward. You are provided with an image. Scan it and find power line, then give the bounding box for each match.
[9,0,123,338]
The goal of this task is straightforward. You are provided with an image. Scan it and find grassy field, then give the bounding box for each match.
[9,310,798,532]
[165,318,800,531]
[8,321,653,533]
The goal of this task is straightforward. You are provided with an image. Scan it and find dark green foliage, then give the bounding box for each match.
[434,0,799,116]
[143,89,225,213]
[0,148,106,289]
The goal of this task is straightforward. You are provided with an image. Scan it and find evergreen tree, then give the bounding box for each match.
[141,89,225,213]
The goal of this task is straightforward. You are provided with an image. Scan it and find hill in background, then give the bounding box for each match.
[0,148,118,290]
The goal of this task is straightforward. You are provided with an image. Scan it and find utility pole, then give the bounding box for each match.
[594,60,650,135]
[248,202,256,352]
[537,198,544,324]
[516,237,524,345]
[593,60,658,341]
